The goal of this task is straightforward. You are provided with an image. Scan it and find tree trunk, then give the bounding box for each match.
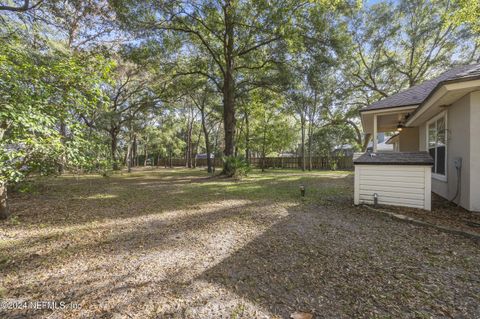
[144,143,148,166]
[186,116,193,168]
[110,130,119,170]
[123,148,128,166]
[261,127,267,173]
[362,133,371,152]
[200,109,213,173]
[223,0,236,158]
[58,120,67,174]
[132,135,137,167]
[245,111,250,163]
[223,72,236,157]
[213,124,221,173]
[126,140,132,173]
[185,135,189,168]
[307,124,313,171]
[206,145,212,173]
[0,182,8,220]
[345,120,363,150]
[308,92,319,171]
[192,130,201,168]
[0,121,6,141]
[234,124,241,157]
[300,115,306,171]
[0,122,8,219]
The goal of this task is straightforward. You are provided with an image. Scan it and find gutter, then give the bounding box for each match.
[359,104,419,113]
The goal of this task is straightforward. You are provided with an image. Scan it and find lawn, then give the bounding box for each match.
[1,168,479,318]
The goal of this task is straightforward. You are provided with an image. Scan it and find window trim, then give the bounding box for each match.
[426,111,447,182]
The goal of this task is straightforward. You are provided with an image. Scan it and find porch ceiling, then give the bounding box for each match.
[361,106,418,135]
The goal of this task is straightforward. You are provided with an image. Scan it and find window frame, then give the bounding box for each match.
[426,111,447,182]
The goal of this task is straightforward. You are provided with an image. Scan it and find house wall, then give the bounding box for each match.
[399,127,419,151]
[419,125,426,151]
[418,93,472,210]
[469,91,480,211]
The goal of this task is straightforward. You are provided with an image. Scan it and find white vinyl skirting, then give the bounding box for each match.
[354,165,432,210]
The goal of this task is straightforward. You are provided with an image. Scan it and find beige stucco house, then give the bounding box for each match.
[356,64,480,212]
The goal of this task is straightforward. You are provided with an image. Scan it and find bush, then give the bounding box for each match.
[12,180,38,194]
[222,155,251,178]
[330,159,338,171]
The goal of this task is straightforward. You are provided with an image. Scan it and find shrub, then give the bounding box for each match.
[222,155,251,178]
[330,159,338,171]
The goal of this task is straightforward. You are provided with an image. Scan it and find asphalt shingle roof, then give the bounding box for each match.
[361,64,480,112]
[354,152,434,165]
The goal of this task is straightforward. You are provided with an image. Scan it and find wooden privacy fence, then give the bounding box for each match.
[248,156,353,170]
[155,156,353,170]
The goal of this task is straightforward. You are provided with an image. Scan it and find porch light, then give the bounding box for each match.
[299,185,305,197]
[396,122,404,132]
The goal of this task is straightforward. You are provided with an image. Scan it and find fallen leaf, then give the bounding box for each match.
[290,311,313,319]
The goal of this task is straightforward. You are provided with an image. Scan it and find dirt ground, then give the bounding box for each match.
[386,193,480,236]
[1,168,479,318]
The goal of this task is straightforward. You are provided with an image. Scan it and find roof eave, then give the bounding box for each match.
[359,104,419,113]
[406,76,480,126]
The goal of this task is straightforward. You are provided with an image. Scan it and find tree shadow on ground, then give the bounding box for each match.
[0,198,290,318]
[8,169,480,317]
[1,170,480,318]
[194,204,480,318]
[0,199,273,276]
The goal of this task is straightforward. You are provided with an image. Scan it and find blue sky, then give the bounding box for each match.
[365,0,399,5]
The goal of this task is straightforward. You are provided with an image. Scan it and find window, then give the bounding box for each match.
[427,112,447,179]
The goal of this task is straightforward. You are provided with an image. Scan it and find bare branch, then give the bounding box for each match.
[173,70,223,92]
[237,36,281,57]
[0,0,42,12]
